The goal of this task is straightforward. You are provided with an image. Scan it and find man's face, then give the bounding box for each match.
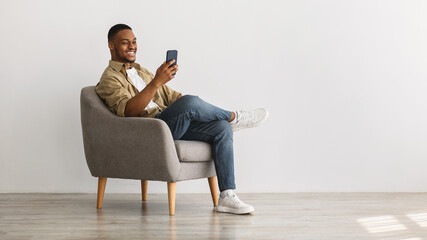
[109,29,137,64]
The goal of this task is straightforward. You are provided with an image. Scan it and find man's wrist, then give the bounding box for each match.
[149,78,162,89]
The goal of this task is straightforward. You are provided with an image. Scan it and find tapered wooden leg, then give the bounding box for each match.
[167,182,176,216]
[97,177,107,209]
[141,180,148,201]
[208,176,219,206]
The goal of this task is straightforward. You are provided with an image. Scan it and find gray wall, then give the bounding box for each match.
[1,0,426,193]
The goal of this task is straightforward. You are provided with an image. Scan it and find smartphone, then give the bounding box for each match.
[166,50,178,75]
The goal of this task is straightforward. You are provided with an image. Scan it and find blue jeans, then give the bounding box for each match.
[155,95,235,191]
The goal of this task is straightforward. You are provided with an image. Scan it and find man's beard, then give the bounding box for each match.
[115,48,135,63]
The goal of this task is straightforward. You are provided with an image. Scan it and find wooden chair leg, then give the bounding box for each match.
[167,182,176,216]
[141,180,148,201]
[97,177,107,209]
[208,176,219,206]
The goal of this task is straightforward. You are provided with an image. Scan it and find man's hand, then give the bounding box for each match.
[152,60,178,87]
[125,60,179,117]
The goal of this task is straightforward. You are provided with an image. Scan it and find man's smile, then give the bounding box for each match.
[126,51,136,57]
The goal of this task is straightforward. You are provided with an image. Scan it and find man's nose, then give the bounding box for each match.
[129,42,136,49]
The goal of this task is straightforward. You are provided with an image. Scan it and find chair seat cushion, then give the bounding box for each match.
[174,140,212,162]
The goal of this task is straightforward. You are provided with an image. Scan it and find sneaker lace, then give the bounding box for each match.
[229,193,243,204]
[237,110,255,123]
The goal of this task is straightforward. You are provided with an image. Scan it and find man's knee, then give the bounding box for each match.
[177,95,203,109]
[178,95,199,103]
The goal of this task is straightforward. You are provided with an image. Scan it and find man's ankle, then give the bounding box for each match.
[220,189,234,198]
[228,112,237,123]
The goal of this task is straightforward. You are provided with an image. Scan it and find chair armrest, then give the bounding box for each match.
[82,114,181,182]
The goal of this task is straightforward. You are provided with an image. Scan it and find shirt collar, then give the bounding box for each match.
[108,60,141,72]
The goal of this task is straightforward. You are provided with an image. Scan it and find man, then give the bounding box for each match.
[96,24,268,214]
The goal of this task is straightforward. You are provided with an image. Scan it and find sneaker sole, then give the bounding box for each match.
[232,109,269,132]
[216,206,254,215]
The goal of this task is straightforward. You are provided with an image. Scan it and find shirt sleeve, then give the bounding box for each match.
[161,84,181,106]
[95,76,132,117]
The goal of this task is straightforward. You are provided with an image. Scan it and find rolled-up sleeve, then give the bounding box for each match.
[162,84,181,106]
[96,76,132,117]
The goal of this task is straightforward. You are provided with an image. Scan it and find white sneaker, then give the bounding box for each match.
[230,108,269,132]
[216,190,254,214]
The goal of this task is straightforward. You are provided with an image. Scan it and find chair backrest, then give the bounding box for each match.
[80,86,120,176]
[80,86,116,120]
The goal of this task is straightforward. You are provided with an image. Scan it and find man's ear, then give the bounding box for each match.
[108,42,114,50]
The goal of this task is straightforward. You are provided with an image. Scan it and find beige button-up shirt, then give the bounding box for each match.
[96,60,181,118]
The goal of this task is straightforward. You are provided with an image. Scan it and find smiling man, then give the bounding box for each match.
[96,24,269,214]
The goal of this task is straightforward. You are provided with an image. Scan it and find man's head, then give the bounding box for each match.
[108,24,137,66]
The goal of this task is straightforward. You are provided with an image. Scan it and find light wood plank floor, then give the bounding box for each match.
[1,193,427,240]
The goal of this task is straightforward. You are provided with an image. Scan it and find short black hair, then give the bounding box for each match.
[108,24,132,42]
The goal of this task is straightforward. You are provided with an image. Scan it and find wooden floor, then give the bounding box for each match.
[1,193,427,240]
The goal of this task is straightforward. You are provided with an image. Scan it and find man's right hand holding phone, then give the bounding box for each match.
[125,58,179,117]
[152,60,178,88]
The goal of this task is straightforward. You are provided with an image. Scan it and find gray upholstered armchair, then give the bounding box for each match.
[80,86,218,215]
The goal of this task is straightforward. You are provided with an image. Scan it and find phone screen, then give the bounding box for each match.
[166,50,178,75]
[166,50,177,65]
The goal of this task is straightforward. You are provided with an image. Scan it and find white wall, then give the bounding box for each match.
[1,0,426,193]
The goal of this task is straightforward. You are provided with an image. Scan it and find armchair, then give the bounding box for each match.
[80,86,218,215]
